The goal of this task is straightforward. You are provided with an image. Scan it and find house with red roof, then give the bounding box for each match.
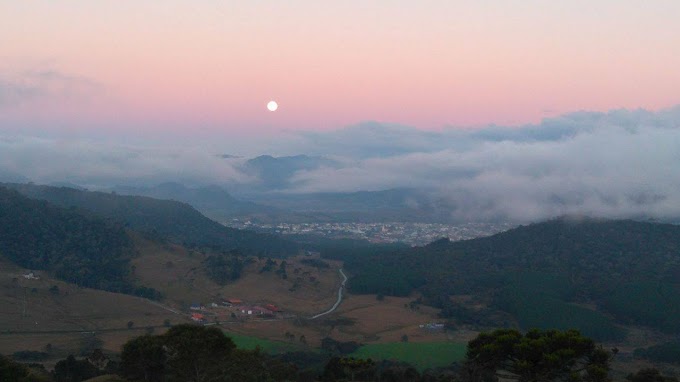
[265,304,282,313]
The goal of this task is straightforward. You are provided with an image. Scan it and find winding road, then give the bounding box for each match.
[310,268,347,320]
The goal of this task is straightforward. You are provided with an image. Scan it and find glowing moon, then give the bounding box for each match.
[267,100,278,111]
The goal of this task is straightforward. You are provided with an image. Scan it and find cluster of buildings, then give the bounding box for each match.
[189,298,283,323]
[22,271,40,280]
[226,220,514,246]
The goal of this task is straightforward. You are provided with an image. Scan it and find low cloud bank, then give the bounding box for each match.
[0,136,251,189]
[287,107,680,221]
[2,106,679,222]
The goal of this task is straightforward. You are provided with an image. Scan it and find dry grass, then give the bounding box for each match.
[131,236,341,315]
[0,256,180,357]
[327,294,448,343]
[128,237,459,346]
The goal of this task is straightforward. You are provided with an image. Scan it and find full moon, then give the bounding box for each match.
[267,101,278,111]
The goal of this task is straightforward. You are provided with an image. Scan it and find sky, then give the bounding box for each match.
[2,1,680,136]
[2,2,680,222]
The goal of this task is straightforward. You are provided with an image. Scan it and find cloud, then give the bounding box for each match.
[285,107,680,222]
[0,136,253,188]
[1,105,680,223]
[280,107,680,159]
[0,69,102,109]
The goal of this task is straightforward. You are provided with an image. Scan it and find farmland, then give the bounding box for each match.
[351,341,467,371]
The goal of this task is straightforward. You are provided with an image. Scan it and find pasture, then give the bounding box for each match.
[352,341,467,371]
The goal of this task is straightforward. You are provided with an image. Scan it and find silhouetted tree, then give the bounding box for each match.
[53,355,100,382]
[627,368,679,382]
[465,329,613,382]
[120,335,166,382]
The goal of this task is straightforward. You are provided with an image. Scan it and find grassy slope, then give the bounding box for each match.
[130,234,341,315]
[0,257,181,359]
[352,342,466,371]
[228,333,306,354]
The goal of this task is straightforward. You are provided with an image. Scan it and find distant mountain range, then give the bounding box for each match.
[112,182,459,224]
[0,170,30,184]
[111,182,279,221]
[237,154,339,191]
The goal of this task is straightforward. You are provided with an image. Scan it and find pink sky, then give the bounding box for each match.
[2,1,680,134]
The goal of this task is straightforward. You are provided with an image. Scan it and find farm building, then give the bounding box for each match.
[240,306,274,316]
[223,298,243,306]
[23,272,40,280]
[265,304,282,312]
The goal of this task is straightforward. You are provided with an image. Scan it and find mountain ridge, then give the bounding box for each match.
[1,182,299,257]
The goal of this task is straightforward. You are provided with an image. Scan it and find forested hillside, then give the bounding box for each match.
[3,183,299,257]
[332,218,680,340]
[0,187,157,297]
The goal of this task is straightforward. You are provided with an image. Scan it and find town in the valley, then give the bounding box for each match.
[225,220,515,246]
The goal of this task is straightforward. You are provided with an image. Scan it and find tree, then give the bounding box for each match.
[339,357,376,382]
[163,324,236,382]
[120,335,166,382]
[0,354,32,382]
[53,355,101,382]
[78,334,103,356]
[465,328,613,382]
[627,368,679,382]
[120,324,292,382]
[401,334,409,343]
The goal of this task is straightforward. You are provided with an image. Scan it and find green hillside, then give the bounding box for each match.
[0,187,156,297]
[3,183,299,257]
[333,217,680,339]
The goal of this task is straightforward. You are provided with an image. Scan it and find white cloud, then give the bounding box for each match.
[0,135,253,188]
[2,105,680,222]
[0,69,102,109]
[286,108,680,221]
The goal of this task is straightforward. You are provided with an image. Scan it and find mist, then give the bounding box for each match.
[2,106,679,222]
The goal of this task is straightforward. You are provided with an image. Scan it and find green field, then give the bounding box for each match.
[351,342,466,371]
[226,332,306,354]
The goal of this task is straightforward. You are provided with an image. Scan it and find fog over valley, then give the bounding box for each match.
[2,106,679,223]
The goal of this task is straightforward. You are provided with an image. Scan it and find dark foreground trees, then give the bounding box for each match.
[626,368,679,382]
[117,326,621,382]
[120,324,295,382]
[463,328,613,382]
[0,354,33,382]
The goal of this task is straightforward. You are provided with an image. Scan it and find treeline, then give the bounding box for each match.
[0,187,162,299]
[203,251,246,285]
[7,327,676,382]
[329,218,680,340]
[0,187,158,298]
